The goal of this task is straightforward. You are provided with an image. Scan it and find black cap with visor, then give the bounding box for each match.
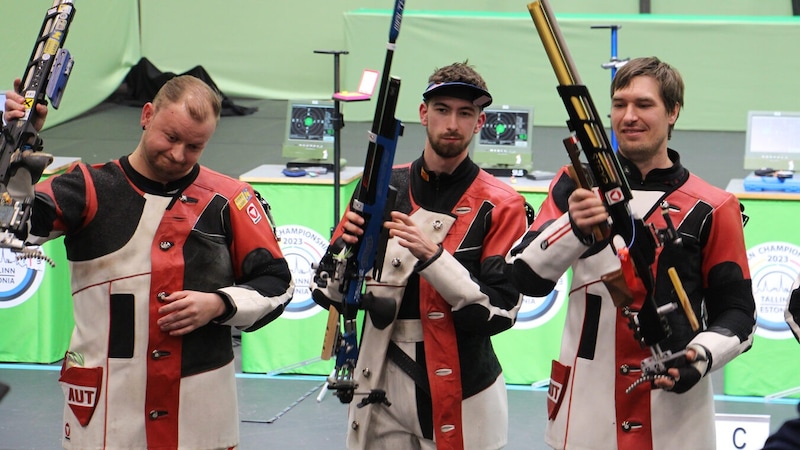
[421,81,493,109]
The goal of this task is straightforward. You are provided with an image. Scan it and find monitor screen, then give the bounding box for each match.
[282,99,336,166]
[743,111,800,172]
[472,105,533,176]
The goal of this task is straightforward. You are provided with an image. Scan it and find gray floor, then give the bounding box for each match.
[0,343,550,450]
[2,346,799,450]
[0,97,791,449]
[1,350,798,449]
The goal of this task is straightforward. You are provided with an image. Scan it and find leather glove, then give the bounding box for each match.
[6,151,53,201]
[669,343,711,394]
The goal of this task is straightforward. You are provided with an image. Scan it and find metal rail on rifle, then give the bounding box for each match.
[0,0,76,265]
[527,0,700,390]
[316,0,405,405]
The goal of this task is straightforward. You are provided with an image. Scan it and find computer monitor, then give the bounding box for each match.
[743,111,800,172]
[472,104,533,177]
[282,99,336,168]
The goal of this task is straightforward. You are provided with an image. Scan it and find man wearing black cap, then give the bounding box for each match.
[312,61,529,449]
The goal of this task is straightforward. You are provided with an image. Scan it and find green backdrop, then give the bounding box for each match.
[1,1,798,131]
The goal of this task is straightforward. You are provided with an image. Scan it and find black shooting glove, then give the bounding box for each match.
[668,344,711,394]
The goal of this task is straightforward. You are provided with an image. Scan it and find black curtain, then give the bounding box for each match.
[114,58,257,117]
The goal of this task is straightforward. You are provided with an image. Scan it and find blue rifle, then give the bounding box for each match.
[315,0,405,405]
[528,0,700,392]
[0,0,76,264]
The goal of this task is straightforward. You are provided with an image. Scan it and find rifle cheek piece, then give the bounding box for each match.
[361,292,396,330]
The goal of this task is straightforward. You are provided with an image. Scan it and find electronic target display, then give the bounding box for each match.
[472,105,533,175]
[289,102,335,141]
[480,109,529,146]
[282,99,336,165]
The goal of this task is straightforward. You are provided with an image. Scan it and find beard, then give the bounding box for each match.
[617,135,666,164]
[428,129,473,159]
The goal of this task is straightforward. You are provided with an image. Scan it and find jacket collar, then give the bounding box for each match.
[618,148,688,188]
[120,155,200,196]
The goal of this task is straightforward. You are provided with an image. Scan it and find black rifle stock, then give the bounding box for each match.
[317,0,405,405]
[528,0,674,355]
[0,0,76,263]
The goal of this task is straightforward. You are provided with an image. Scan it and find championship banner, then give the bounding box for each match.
[493,272,569,385]
[724,198,800,398]
[241,225,333,375]
[0,166,76,364]
[0,239,73,363]
[239,177,359,374]
[491,190,568,385]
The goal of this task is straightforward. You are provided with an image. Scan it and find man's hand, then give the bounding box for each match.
[568,188,608,236]
[156,291,227,336]
[384,211,438,261]
[653,345,710,393]
[340,210,365,245]
[4,78,48,131]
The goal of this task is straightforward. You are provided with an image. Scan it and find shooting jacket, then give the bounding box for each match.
[312,157,528,449]
[508,150,756,450]
[29,157,293,450]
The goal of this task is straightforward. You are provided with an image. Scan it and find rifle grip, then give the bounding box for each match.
[602,268,634,307]
[567,164,608,243]
[320,308,340,360]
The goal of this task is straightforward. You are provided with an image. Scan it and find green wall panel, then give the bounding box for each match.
[0,0,141,129]
[3,1,798,131]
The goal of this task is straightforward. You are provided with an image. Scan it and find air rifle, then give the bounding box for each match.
[0,0,76,265]
[527,0,699,392]
[314,0,405,405]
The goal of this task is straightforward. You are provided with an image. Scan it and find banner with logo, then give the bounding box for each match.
[241,225,334,375]
[492,273,570,385]
[489,191,568,385]
[724,198,800,398]
[0,165,79,363]
[240,178,360,375]
[0,239,74,363]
